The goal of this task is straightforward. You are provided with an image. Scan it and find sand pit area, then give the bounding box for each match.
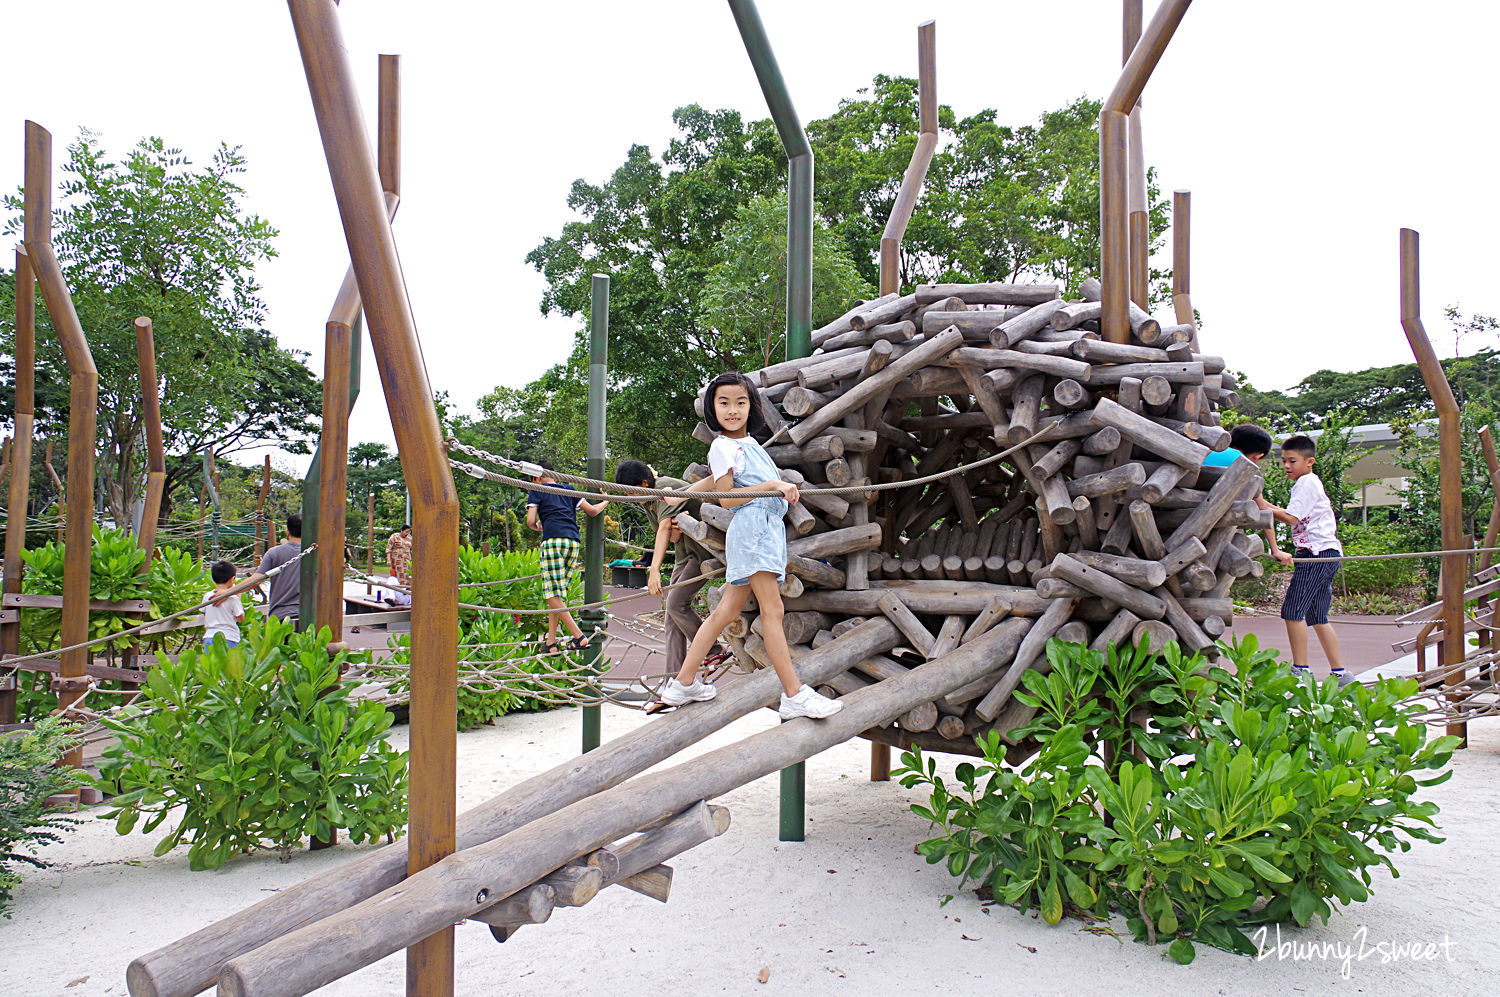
[3,703,1498,996]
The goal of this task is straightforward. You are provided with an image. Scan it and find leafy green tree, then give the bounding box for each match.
[518,80,1169,475]
[1392,404,1500,595]
[0,132,319,526]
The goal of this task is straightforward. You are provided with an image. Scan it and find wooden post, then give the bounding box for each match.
[0,245,36,724]
[133,319,166,565]
[1123,0,1149,310]
[1172,189,1200,350]
[255,455,271,559]
[22,121,98,768]
[286,5,460,993]
[1399,228,1467,746]
[1100,0,1194,343]
[878,20,937,297]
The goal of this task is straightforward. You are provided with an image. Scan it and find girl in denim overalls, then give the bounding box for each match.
[658,373,843,719]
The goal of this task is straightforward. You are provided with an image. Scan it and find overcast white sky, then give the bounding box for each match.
[6,1,1498,475]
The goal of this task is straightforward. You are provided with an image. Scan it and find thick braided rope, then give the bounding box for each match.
[446,427,1055,502]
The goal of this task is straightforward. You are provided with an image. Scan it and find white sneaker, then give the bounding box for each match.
[779,685,843,720]
[660,677,717,706]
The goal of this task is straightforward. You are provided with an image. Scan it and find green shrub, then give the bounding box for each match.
[15,524,208,719]
[896,636,1457,964]
[97,617,407,869]
[1335,523,1419,594]
[0,717,88,916]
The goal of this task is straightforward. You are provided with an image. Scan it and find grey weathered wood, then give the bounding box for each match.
[210,622,1035,997]
[1049,553,1165,620]
[1155,585,1214,651]
[810,293,898,349]
[1088,397,1209,468]
[1005,374,1046,445]
[1052,378,1088,409]
[1163,456,1259,550]
[782,386,832,417]
[961,597,1011,643]
[1073,551,1167,589]
[1081,426,1121,456]
[471,884,555,932]
[1073,496,1099,548]
[786,580,1051,617]
[1066,462,1147,498]
[981,348,1093,382]
[790,328,963,445]
[1159,537,1208,577]
[1089,608,1142,652]
[974,597,1075,721]
[1032,439,1081,479]
[915,282,1058,306]
[877,592,938,657]
[921,311,1007,338]
[1131,619,1176,654]
[617,865,674,903]
[992,298,1068,347]
[1138,462,1188,503]
[1084,361,1204,386]
[847,293,919,331]
[1069,338,1171,364]
[821,319,916,352]
[1051,300,1101,331]
[1128,500,1167,559]
[758,346,864,387]
[784,523,882,562]
[786,554,845,589]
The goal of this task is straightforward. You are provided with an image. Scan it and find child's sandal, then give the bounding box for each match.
[542,640,561,657]
[566,635,591,652]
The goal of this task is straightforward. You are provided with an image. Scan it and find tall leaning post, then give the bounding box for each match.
[286,4,461,994]
[22,121,98,767]
[1398,229,1467,746]
[867,19,937,784]
[1124,0,1150,309]
[727,0,813,840]
[0,244,36,725]
[134,318,167,565]
[582,273,609,753]
[1100,0,1193,343]
[1171,189,1200,350]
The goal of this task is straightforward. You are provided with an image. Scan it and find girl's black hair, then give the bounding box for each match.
[702,372,765,434]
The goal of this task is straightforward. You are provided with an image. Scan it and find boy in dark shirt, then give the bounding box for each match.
[526,460,607,653]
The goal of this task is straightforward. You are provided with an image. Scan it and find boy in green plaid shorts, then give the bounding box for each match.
[527,460,608,654]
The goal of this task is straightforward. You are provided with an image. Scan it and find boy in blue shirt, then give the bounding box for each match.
[527,460,608,654]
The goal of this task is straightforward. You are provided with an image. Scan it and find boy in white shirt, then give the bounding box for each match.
[203,559,245,649]
[1260,435,1351,686]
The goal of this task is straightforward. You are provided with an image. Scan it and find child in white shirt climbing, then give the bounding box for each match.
[659,372,843,719]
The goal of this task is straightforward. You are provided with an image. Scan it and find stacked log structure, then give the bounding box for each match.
[681,278,1267,761]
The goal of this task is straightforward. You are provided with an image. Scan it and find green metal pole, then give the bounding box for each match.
[727,0,812,363]
[582,273,609,753]
[727,0,809,841]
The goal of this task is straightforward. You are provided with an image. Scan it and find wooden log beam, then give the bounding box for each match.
[915,282,1058,306]
[790,327,963,445]
[212,621,1034,997]
[974,597,1074,721]
[1087,397,1209,468]
[1049,553,1165,620]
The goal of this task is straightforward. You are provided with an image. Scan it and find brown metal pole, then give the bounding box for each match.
[1171,188,1201,349]
[314,55,401,647]
[23,122,98,766]
[877,20,937,297]
[255,455,271,559]
[1099,109,1131,343]
[287,5,460,994]
[1399,228,1466,745]
[134,318,166,567]
[1100,0,1194,343]
[1124,0,1149,309]
[0,245,36,724]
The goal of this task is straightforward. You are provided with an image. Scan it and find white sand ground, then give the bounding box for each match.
[3,705,1498,997]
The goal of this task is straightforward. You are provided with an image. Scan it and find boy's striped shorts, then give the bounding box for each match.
[1280,547,1341,626]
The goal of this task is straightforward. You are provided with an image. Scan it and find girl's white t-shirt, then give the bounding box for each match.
[1287,473,1342,553]
[203,590,243,641]
[708,436,746,481]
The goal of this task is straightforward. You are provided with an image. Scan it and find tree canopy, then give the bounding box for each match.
[0,132,319,525]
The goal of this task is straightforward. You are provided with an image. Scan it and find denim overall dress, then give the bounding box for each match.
[723,436,788,586]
